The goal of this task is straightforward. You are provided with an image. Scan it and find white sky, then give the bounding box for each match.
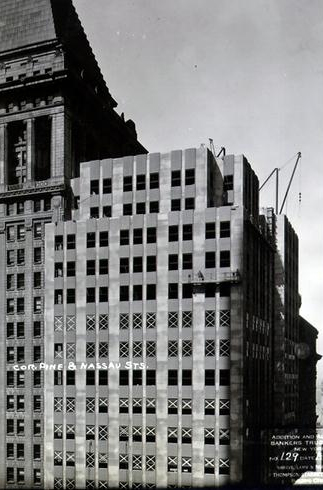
[74,0,323,364]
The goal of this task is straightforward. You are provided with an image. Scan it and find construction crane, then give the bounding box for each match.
[209,138,226,158]
[259,152,302,215]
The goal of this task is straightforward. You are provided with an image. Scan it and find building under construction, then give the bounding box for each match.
[0,0,319,488]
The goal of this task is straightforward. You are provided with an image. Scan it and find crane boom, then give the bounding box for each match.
[279,152,301,214]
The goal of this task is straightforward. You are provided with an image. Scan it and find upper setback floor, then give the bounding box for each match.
[70,147,260,222]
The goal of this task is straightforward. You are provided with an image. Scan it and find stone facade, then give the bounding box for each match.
[43,148,275,488]
[0,1,146,487]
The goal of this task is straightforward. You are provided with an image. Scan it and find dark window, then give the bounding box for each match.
[168,254,178,270]
[34,199,41,213]
[7,347,14,362]
[183,224,192,240]
[33,420,41,435]
[103,178,112,194]
[146,370,156,385]
[34,297,41,313]
[182,284,192,298]
[7,443,14,458]
[220,250,230,267]
[120,286,129,301]
[7,203,15,216]
[67,262,75,277]
[90,180,99,195]
[7,323,14,338]
[33,321,41,337]
[34,248,42,264]
[133,256,143,273]
[146,284,156,300]
[17,346,25,362]
[168,283,178,299]
[7,250,15,266]
[17,273,24,289]
[185,198,195,210]
[205,252,216,268]
[7,226,14,241]
[133,285,142,301]
[168,225,178,242]
[55,235,63,250]
[66,289,75,304]
[67,234,75,249]
[220,283,230,297]
[120,258,129,274]
[17,322,24,338]
[147,227,156,243]
[17,443,25,459]
[205,222,216,239]
[223,174,233,191]
[33,444,41,460]
[136,174,146,190]
[34,271,42,287]
[7,395,14,410]
[185,168,195,185]
[34,396,41,411]
[86,371,95,385]
[100,231,109,247]
[120,229,129,245]
[220,369,230,386]
[120,370,129,385]
[150,172,159,189]
[33,371,41,387]
[7,274,14,290]
[168,370,178,385]
[220,221,231,238]
[99,259,108,275]
[133,228,143,244]
[171,170,181,186]
[6,468,14,484]
[55,262,63,278]
[17,225,25,240]
[90,207,99,219]
[7,420,14,435]
[54,290,63,304]
[149,201,159,213]
[171,199,181,211]
[219,399,230,415]
[182,253,192,269]
[17,395,24,411]
[146,255,156,272]
[205,370,215,386]
[123,176,132,192]
[87,260,96,275]
[182,370,192,386]
[99,371,108,385]
[7,299,14,314]
[44,197,51,211]
[103,206,111,217]
[123,203,132,216]
[33,346,41,362]
[17,248,25,263]
[99,287,108,302]
[7,372,14,387]
[133,371,142,385]
[87,232,96,248]
[17,297,25,313]
[87,288,96,303]
[136,202,146,214]
[34,223,42,239]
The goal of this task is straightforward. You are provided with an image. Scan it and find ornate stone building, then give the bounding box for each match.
[0,0,145,487]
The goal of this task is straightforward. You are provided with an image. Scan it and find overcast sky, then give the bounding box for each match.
[74,0,323,360]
